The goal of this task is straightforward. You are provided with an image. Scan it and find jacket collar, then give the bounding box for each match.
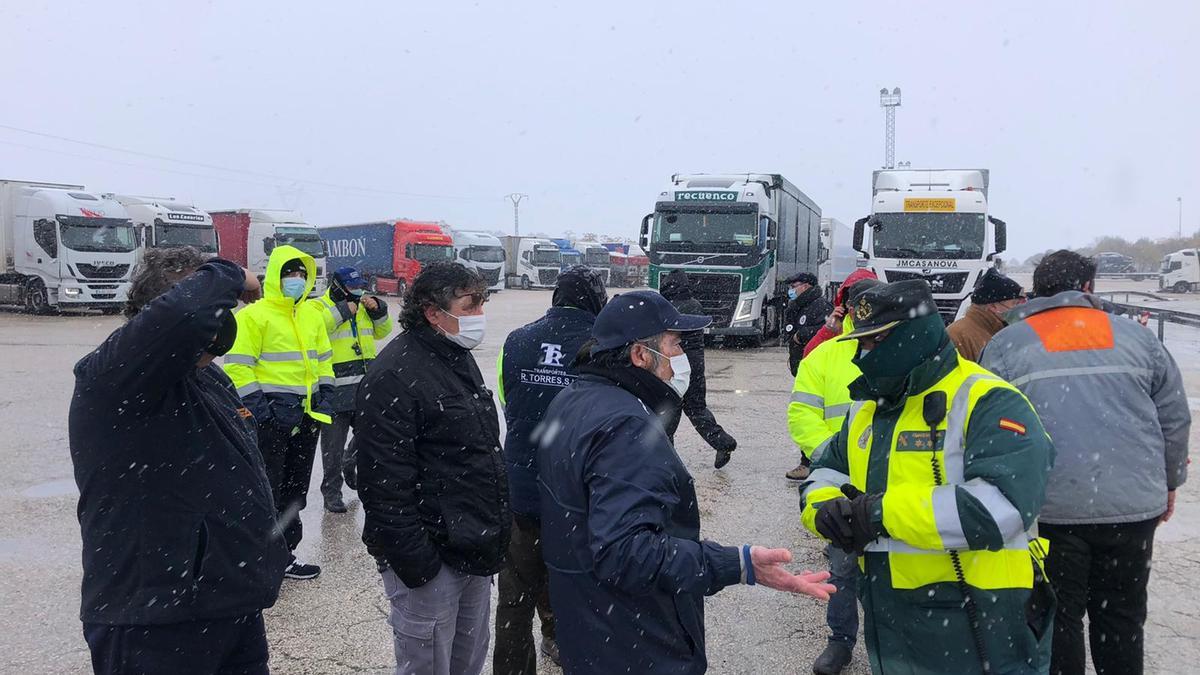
[1005,290,1104,324]
[545,306,596,321]
[795,285,823,306]
[578,362,680,416]
[848,338,958,408]
[966,303,1006,333]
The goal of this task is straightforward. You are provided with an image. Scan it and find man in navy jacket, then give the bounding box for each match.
[494,266,607,674]
[69,248,289,675]
[537,290,836,674]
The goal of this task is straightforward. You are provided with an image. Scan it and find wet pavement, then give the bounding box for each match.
[1,284,1198,674]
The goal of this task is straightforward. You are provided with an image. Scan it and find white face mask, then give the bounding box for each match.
[646,346,691,398]
[440,310,486,349]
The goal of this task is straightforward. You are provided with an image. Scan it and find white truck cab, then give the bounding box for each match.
[108,194,218,260]
[502,236,562,289]
[0,181,137,313]
[1160,248,1200,293]
[452,230,506,291]
[854,169,1006,323]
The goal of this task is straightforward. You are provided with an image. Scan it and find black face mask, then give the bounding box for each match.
[206,310,238,357]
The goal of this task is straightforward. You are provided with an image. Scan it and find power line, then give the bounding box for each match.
[0,122,487,202]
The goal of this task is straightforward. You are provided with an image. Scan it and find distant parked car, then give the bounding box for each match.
[1094,251,1137,274]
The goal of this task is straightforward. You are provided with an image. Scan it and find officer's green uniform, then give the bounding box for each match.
[801,281,1056,675]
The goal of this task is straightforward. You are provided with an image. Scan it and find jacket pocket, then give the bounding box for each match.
[138,510,205,599]
[429,393,486,445]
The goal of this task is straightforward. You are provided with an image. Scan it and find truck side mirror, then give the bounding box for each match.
[263,236,275,254]
[852,216,869,256]
[989,216,1007,257]
[640,213,652,250]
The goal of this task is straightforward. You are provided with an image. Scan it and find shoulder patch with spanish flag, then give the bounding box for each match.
[998,418,1026,435]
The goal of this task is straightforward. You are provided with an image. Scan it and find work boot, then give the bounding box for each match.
[785,463,811,481]
[324,495,347,513]
[812,642,853,675]
[540,637,561,666]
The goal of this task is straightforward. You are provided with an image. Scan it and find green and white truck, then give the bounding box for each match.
[640,173,822,345]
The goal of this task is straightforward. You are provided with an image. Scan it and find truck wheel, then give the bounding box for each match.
[24,279,50,315]
[368,276,378,294]
[521,275,531,290]
[1174,281,1190,294]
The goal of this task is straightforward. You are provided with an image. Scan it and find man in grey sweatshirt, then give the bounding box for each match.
[982,250,1190,675]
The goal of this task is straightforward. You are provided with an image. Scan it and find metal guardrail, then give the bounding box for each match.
[1094,290,1200,341]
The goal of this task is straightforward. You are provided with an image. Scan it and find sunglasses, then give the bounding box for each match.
[454,291,490,307]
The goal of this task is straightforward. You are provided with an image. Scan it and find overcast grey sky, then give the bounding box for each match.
[2,1,1196,260]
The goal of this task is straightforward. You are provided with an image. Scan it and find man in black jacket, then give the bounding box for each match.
[537,290,836,674]
[657,269,738,468]
[355,262,510,675]
[493,266,607,674]
[783,272,831,376]
[69,248,289,675]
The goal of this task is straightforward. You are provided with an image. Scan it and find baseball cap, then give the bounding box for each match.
[592,290,712,352]
[333,267,368,289]
[839,280,938,340]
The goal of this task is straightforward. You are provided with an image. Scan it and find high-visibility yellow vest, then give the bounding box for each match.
[787,316,860,457]
[304,290,392,387]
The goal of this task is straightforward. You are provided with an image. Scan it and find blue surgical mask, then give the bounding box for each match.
[787,287,799,301]
[282,277,307,301]
[350,288,366,298]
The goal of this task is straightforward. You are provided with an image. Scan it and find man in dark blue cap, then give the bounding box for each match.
[537,290,836,675]
[301,265,391,512]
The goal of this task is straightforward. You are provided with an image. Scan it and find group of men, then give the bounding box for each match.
[785,251,1188,675]
[67,240,1188,675]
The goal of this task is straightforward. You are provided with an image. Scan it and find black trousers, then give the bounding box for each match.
[494,516,555,675]
[84,612,268,675]
[258,415,320,552]
[318,411,354,500]
[663,347,732,450]
[1042,518,1158,675]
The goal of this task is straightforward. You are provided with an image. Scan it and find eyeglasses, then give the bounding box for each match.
[454,291,489,307]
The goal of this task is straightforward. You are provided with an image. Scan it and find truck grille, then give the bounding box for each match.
[481,267,502,285]
[933,299,962,324]
[75,263,130,279]
[538,269,560,286]
[663,271,741,328]
[885,270,969,294]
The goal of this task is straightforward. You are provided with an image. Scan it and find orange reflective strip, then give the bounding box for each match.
[1025,307,1114,352]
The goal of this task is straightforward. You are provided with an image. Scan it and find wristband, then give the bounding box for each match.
[742,545,756,586]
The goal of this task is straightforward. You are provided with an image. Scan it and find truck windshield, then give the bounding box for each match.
[871,213,986,260]
[155,223,217,252]
[466,245,505,263]
[533,248,562,266]
[275,227,325,257]
[584,250,609,265]
[57,217,137,253]
[653,210,757,246]
[413,244,454,263]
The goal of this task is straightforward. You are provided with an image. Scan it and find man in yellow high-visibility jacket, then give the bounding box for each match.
[787,277,878,675]
[800,280,1056,674]
[302,266,392,513]
[224,244,334,580]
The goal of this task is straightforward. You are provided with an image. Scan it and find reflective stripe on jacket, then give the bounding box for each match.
[800,343,1055,673]
[788,315,859,457]
[223,245,333,424]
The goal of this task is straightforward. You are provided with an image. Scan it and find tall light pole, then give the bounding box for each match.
[1179,197,1184,238]
[506,193,528,235]
[880,87,902,169]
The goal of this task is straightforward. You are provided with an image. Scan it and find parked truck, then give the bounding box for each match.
[550,238,583,270]
[212,209,328,295]
[818,217,862,299]
[640,173,821,345]
[853,169,1006,323]
[502,236,561,289]
[451,230,506,291]
[319,219,454,296]
[603,242,648,287]
[577,241,612,284]
[0,180,136,313]
[1160,248,1200,293]
[108,194,218,260]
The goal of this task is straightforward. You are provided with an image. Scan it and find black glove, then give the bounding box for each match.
[815,498,856,552]
[845,490,885,553]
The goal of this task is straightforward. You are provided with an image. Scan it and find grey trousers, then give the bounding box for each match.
[319,411,354,500]
[381,566,492,675]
